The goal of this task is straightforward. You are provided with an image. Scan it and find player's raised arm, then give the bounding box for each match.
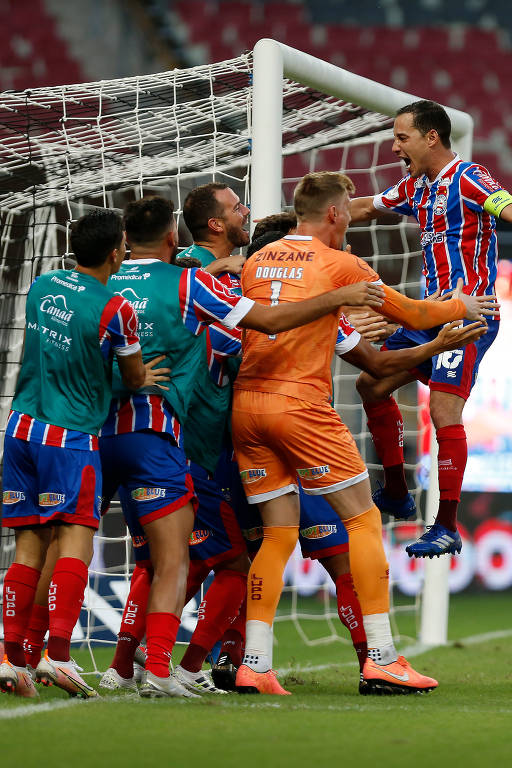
[342,320,487,378]
[379,282,499,329]
[349,196,382,222]
[238,281,385,334]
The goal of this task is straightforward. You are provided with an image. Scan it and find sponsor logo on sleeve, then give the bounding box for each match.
[39,492,66,507]
[386,184,401,201]
[189,529,211,545]
[472,168,502,193]
[132,534,149,548]
[300,524,337,540]
[131,487,167,502]
[296,465,330,479]
[3,491,26,504]
[240,468,267,484]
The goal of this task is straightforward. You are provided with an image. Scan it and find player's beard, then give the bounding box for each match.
[226,223,249,249]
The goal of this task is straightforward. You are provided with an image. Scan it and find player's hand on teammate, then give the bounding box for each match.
[142,354,171,390]
[205,254,246,276]
[435,320,487,352]
[452,277,500,321]
[337,281,385,308]
[344,310,397,342]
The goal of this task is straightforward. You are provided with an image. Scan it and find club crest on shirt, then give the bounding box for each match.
[433,194,448,216]
[300,524,337,540]
[39,492,65,507]
[189,529,210,545]
[3,491,26,504]
[240,468,267,484]
[296,465,330,479]
[131,487,166,502]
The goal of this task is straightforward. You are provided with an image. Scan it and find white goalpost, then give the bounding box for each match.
[0,39,473,665]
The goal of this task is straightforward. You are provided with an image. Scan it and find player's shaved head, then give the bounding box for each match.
[183,182,229,240]
[124,196,175,245]
[294,172,355,221]
[396,100,451,149]
[71,208,123,267]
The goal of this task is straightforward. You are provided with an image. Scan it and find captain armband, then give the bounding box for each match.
[483,190,512,217]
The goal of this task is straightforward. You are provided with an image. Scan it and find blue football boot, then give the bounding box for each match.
[372,483,416,521]
[406,523,462,558]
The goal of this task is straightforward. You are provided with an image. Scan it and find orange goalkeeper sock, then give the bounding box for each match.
[343,504,390,615]
[246,525,299,625]
[243,525,298,672]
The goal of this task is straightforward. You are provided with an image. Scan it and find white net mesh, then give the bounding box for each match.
[0,51,425,666]
[276,134,424,647]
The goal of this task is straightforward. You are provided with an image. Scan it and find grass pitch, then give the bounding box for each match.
[1,592,511,768]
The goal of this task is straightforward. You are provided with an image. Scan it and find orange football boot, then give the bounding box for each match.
[235,664,291,695]
[360,655,438,695]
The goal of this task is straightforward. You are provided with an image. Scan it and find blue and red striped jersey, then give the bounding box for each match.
[102,263,253,437]
[374,156,504,306]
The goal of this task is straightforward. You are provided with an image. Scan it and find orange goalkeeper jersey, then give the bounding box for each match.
[234,234,467,404]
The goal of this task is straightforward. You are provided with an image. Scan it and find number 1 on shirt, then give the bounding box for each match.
[269,280,282,340]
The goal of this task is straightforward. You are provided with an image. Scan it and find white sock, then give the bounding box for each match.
[363,613,397,665]
[243,620,273,672]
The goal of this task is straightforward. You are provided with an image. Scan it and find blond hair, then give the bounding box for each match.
[293,172,355,220]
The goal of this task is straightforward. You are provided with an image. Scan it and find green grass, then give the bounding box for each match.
[1,592,511,768]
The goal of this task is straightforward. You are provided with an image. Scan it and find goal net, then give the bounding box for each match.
[0,41,471,670]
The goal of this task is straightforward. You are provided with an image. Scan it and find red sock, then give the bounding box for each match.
[47,557,88,662]
[335,573,368,672]
[111,564,152,678]
[146,612,180,678]
[435,424,467,531]
[364,398,407,497]
[24,602,49,668]
[180,569,247,672]
[218,595,246,667]
[185,560,210,605]
[3,563,40,667]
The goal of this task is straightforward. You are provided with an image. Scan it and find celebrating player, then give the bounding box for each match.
[97,195,386,699]
[350,99,510,557]
[0,210,150,698]
[231,171,498,694]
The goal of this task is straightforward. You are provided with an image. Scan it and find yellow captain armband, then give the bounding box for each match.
[483,189,512,217]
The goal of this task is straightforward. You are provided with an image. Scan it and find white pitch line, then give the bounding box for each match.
[1,628,511,719]
[0,698,83,720]
[275,627,512,676]
[0,693,130,720]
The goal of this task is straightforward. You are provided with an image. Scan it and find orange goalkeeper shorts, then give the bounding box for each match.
[231,390,368,504]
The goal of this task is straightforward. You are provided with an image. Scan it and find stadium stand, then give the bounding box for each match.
[0,0,85,90]
[169,0,512,190]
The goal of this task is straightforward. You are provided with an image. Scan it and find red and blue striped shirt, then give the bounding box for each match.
[374,156,503,306]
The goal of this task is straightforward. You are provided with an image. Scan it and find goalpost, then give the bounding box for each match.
[251,39,473,648]
[0,39,473,665]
